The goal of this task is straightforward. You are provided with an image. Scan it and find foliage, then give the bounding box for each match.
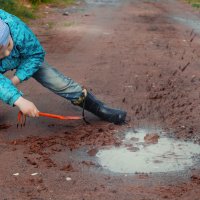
[186,0,200,8]
[0,0,35,21]
[0,0,74,21]
[29,0,74,6]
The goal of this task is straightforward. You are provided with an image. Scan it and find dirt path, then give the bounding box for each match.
[1,0,200,199]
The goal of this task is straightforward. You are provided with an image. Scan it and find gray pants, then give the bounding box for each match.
[33,60,83,101]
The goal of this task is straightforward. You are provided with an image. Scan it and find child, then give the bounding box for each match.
[0,9,126,124]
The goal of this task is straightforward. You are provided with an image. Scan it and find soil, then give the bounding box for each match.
[1,0,200,199]
[144,133,160,144]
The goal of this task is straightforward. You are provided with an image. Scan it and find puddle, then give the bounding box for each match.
[96,129,200,174]
[172,16,200,33]
[85,0,121,6]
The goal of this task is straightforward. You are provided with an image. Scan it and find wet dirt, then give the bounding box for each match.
[1,0,200,199]
[144,132,160,144]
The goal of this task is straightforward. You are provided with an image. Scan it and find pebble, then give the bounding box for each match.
[66,177,72,181]
[31,173,39,176]
[63,11,70,16]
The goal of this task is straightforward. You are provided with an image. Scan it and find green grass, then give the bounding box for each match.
[29,0,75,6]
[192,3,200,7]
[0,0,74,22]
[0,0,35,22]
[186,0,200,8]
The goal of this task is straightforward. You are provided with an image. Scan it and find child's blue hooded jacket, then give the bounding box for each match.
[0,9,45,106]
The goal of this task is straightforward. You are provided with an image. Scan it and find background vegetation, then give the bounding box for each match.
[186,0,200,8]
[29,0,74,6]
[0,0,35,21]
[0,0,74,21]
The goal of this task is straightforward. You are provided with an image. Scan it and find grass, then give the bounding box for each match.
[0,0,75,22]
[30,0,74,6]
[186,0,200,8]
[0,0,35,22]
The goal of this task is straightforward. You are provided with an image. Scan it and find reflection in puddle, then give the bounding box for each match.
[96,129,200,173]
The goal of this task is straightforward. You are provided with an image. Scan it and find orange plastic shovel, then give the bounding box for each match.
[17,111,82,128]
[38,112,82,120]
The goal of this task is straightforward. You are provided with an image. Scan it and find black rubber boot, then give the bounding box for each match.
[73,91,127,124]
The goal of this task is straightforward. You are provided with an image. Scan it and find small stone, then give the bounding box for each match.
[63,11,70,16]
[144,133,160,144]
[66,177,72,181]
[31,173,38,176]
[87,148,98,156]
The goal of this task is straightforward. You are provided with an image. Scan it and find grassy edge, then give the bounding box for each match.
[185,0,200,8]
[0,0,75,22]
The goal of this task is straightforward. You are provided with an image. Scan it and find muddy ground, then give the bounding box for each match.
[1,0,200,199]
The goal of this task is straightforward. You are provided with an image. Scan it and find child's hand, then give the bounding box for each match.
[14,97,39,117]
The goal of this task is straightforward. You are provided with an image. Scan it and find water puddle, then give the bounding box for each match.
[96,129,200,174]
[172,16,200,33]
[85,0,121,6]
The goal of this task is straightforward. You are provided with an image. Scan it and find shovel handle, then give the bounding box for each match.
[38,112,82,120]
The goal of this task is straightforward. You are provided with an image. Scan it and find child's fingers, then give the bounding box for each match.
[29,107,39,118]
[28,110,37,117]
[33,109,40,117]
[35,110,40,117]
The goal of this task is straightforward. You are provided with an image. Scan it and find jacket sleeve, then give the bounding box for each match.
[0,73,23,106]
[14,23,45,82]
